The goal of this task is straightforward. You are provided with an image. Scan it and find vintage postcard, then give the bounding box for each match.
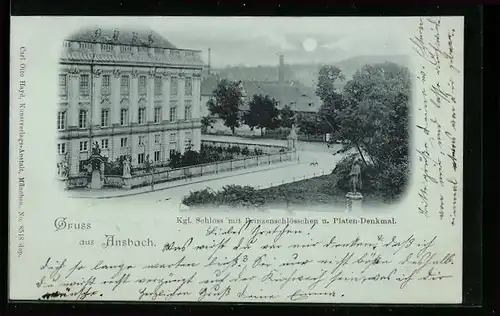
[9,16,464,303]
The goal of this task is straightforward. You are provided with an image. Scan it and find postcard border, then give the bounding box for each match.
[6,2,485,314]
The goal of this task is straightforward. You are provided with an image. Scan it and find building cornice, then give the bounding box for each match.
[60,65,203,78]
[57,120,202,140]
[60,51,204,69]
[60,61,204,72]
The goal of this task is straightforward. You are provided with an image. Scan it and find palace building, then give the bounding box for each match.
[57,27,204,178]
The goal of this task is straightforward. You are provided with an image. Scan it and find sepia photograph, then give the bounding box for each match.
[10,15,466,304]
[56,19,411,213]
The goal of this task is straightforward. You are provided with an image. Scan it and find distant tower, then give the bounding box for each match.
[208,48,211,76]
[278,54,285,83]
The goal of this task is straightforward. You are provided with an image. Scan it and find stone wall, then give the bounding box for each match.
[65,150,295,190]
[201,140,286,154]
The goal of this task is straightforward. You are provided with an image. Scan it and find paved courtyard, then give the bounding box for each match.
[201,134,342,153]
[77,135,350,209]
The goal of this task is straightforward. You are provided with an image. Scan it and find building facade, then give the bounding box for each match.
[57,28,204,178]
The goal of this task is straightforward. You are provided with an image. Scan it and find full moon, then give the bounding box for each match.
[302,38,318,52]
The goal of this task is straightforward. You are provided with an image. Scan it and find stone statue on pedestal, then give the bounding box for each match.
[123,158,131,178]
[100,161,105,181]
[287,125,298,151]
[349,158,362,193]
[57,153,70,179]
[346,158,363,212]
[92,141,101,156]
[61,160,69,178]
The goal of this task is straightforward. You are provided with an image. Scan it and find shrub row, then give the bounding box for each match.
[182,185,266,208]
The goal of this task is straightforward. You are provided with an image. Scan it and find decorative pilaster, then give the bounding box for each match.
[193,75,201,119]
[92,68,102,127]
[193,128,202,151]
[130,69,139,124]
[147,70,155,123]
[161,71,170,121]
[111,69,121,125]
[178,73,185,121]
[179,130,186,155]
[69,139,80,176]
[68,67,80,127]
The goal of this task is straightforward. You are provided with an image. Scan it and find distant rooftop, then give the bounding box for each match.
[201,76,321,113]
[242,80,321,113]
[201,74,222,96]
[66,27,179,50]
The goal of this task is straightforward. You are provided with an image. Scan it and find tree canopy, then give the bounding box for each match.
[315,65,345,135]
[207,79,244,134]
[242,94,280,135]
[201,116,216,133]
[279,105,295,129]
[335,62,411,200]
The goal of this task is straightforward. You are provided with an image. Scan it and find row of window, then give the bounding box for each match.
[59,74,193,97]
[57,101,193,130]
[60,142,163,163]
[64,41,196,57]
[138,151,161,164]
[58,132,192,155]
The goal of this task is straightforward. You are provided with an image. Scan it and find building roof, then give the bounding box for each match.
[66,27,178,50]
[200,75,249,112]
[201,77,322,113]
[201,74,221,96]
[241,80,321,113]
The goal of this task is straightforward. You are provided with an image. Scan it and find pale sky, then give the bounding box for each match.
[71,17,416,68]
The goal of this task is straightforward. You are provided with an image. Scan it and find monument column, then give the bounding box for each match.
[345,159,363,212]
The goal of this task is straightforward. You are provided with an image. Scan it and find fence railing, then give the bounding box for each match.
[126,151,295,189]
[201,140,287,153]
[252,168,334,190]
[204,131,326,142]
[65,150,296,190]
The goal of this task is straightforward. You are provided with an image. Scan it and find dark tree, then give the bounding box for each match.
[242,94,280,136]
[336,62,411,200]
[168,150,182,168]
[182,150,201,167]
[316,65,345,136]
[207,79,243,135]
[279,105,295,129]
[297,113,320,136]
[201,116,216,133]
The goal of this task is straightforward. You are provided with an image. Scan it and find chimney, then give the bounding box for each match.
[278,54,285,84]
[208,48,211,76]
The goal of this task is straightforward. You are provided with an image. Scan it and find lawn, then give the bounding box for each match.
[182,170,385,209]
[258,172,345,206]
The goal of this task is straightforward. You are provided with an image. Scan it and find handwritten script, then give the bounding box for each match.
[411,17,462,225]
[35,221,455,302]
